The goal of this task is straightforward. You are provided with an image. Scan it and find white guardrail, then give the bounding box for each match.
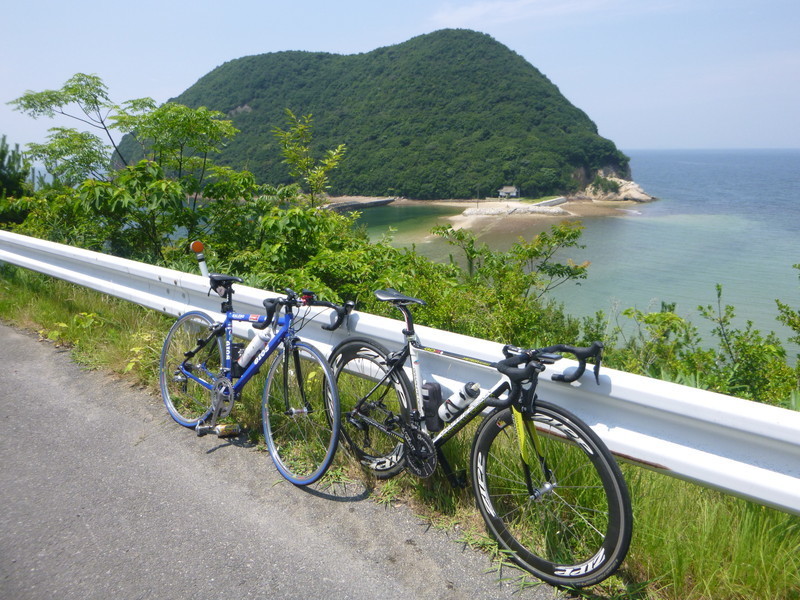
[2,229,800,515]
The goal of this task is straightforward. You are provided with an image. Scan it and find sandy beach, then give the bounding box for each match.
[328,195,642,237]
[410,197,639,230]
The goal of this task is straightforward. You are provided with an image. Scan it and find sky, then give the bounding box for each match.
[3,0,799,152]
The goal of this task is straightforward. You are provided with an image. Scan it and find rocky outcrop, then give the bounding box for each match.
[579,177,656,202]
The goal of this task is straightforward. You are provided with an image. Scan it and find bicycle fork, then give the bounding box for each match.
[513,407,556,501]
[280,344,313,417]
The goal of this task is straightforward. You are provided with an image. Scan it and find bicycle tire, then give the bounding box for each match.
[262,340,340,485]
[471,401,632,587]
[160,311,222,427]
[329,338,413,479]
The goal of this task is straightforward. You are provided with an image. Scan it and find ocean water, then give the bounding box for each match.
[550,150,800,342]
[356,149,800,347]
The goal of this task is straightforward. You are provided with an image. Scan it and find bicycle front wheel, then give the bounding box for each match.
[262,341,340,485]
[160,311,222,427]
[471,401,632,587]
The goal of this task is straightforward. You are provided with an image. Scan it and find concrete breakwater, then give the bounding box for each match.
[462,197,570,216]
[325,197,396,212]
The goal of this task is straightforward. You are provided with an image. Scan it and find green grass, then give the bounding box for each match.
[1,264,799,599]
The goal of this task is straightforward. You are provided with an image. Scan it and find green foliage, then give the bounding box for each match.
[149,29,628,199]
[25,127,111,186]
[77,160,186,261]
[696,285,796,404]
[116,101,239,194]
[273,109,346,207]
[428,222,587,343]
[777,264,800,349]
[0,135,31,200]
[615,302,702,376]
[10,73,238,199]
[8,73,142,177]
[604,288,797,406]
[590,175,621,194]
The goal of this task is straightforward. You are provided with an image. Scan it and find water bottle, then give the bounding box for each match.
[438,382,480,422]
[237,328,272,368]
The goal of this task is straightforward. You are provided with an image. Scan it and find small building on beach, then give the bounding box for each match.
[497,186,520,198]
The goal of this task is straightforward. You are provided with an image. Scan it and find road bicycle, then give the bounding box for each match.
[159,241,351,486]
[329,288,632,587]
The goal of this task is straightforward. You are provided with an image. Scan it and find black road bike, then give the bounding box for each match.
[329,289,632,587]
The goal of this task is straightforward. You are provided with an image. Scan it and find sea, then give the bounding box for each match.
[354,149,800,351]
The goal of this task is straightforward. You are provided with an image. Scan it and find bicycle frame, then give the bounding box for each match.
[350,331,514,452]
[181,308,294,395]
[407,340,513,447]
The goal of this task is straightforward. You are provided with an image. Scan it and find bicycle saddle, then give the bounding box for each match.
[374,289,427,306]
[209,273,243,287]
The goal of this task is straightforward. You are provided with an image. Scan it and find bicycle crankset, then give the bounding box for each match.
[212,377,235,419]
[403,428,437,478]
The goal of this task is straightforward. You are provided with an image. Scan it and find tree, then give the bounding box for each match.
[273,109,346,207]
[9,73,238,194]
[0,135,30,198]
[115,102,239,185]
[8,73,248,258]
[8,73,148,180]
[432,221,589,299]
[77,160,184,261]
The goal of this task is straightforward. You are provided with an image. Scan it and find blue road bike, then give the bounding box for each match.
[159,242,351,485]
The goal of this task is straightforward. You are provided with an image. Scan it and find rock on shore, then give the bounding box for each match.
[577,177,656,202]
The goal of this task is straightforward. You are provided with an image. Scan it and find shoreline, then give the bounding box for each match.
[328,195,642,232]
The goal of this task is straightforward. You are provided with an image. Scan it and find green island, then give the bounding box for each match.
[120,29,631,200]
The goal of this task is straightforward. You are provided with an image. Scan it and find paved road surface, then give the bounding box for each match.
[0,324,558,599]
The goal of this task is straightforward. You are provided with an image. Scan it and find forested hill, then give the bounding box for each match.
[167,29,629,199]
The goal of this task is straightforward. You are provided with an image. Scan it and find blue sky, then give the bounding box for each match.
[3,0,799,151]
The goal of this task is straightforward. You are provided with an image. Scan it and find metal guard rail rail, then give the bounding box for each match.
[2,229,799,515]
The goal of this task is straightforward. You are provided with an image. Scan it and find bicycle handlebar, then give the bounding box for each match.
[490,341,603,411]
[494,341,604,385]
[258,289,353,332]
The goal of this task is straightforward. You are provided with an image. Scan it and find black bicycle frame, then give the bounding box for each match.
[349,338,515,450]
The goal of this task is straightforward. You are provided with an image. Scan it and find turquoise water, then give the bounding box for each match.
[356,150,800,346]
[551,150,800,339]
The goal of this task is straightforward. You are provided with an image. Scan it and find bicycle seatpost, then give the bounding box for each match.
[190,241,210,278]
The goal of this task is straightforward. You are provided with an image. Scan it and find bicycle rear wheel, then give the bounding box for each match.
[160,311,222,427]
[329,338,412,479]
[470,402,632,587]
[262,341,340,485]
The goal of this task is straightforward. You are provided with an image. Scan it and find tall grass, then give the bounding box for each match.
[623,466,800,600]
[1,265,799,599]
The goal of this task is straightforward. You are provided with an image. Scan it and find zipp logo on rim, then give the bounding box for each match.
[554,548,606,577]
[475,452,496,517]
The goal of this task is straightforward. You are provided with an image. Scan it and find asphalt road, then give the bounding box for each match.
[0,324,559,600]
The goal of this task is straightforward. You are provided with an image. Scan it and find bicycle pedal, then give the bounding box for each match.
[214,423,241,437]
[195,424,213,437]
